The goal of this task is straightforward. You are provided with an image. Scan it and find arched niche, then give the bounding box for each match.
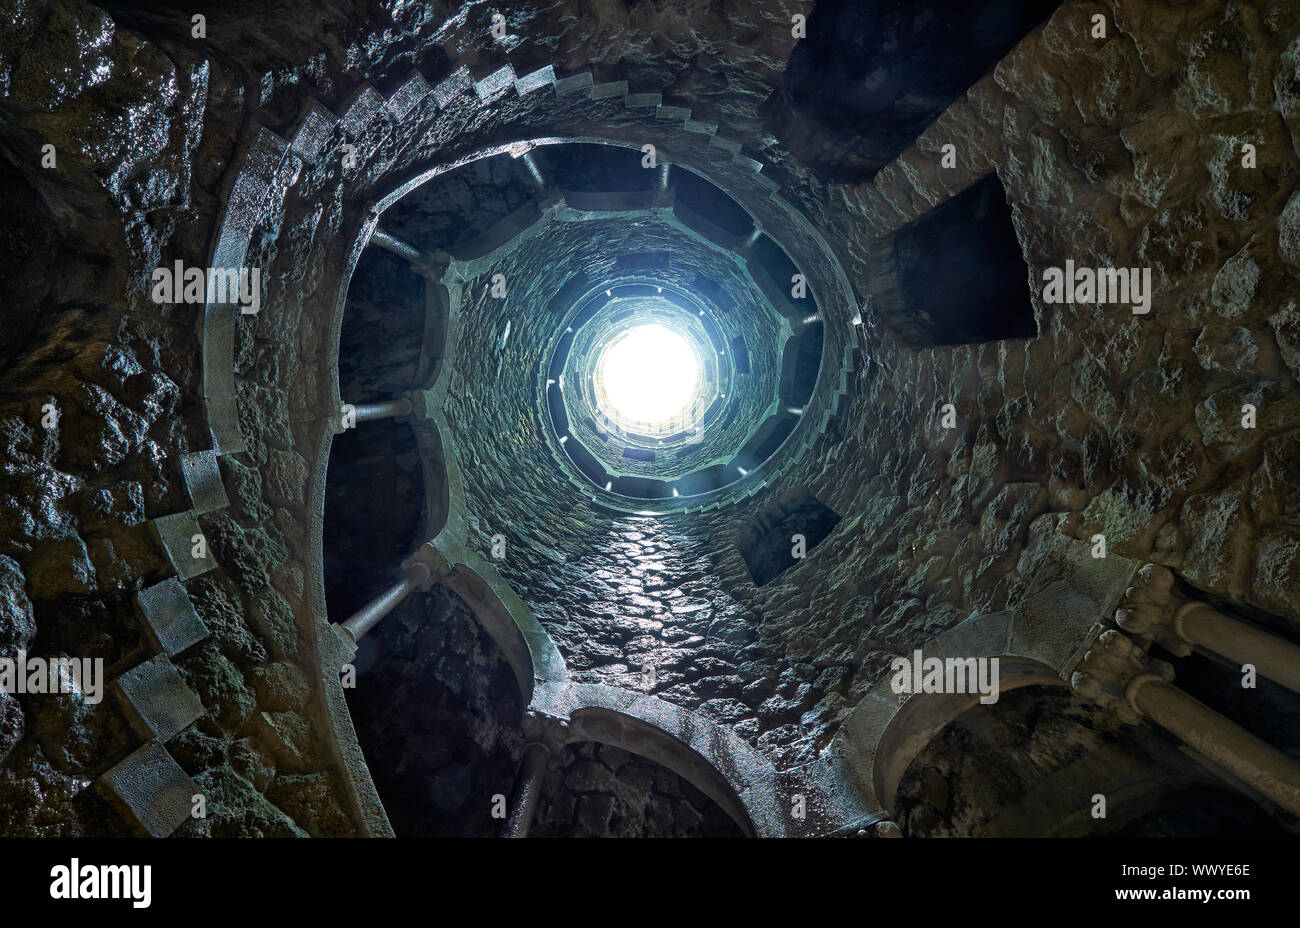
[891,685,1257,837]
[531,741,747,838]
[873,655,1067,815]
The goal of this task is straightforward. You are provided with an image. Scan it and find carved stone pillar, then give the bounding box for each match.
[737,226,763,257]
[339,542,450,641]
[1117,564,1300,694]
[649,161,672,208]
[502,742,550,838]
[519,151,546,188]
[367,219,450,280]
[1073,629,1300,817]
[349,397,414,424]
[502,710,570,838]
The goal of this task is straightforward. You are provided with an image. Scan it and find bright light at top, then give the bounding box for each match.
[596,324,701,428]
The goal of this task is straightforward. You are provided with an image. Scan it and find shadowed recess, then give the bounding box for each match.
[892,174,1037,346]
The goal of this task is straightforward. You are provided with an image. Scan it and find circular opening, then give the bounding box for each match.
[594,324,703,434]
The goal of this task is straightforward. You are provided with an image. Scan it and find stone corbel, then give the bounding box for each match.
[1070,628,1174,726]
[401,540,453,592]
[1114,563,1194,657]
[1116,563,1300,695]
[521,707,570,751]
[404,387,437,423]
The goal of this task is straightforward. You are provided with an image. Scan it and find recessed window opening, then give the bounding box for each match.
[736,486,842,587]
[891,173,1037,346]
[671,166,754,238]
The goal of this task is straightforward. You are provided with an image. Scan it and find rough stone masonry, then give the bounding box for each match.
[0,0,1297,844]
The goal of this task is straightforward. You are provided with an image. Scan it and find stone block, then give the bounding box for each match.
[150,511,216,579]
[290,101,337,162]
[475,65,516,101]
[656,104,690,121]
[386,71,431,119]
[433,66,472,107]
[136,577,209,658]
[112,653,204,742]
[590,80,628,100]
[202,303,243,454]
[98,740,197,837]
[236,127,289,219]
[554,71,593,96]
[1011,528,1137,673]
[338,84,386,136]
[180,449,229,513]
[624,92,661,108]
[515,65,554,95]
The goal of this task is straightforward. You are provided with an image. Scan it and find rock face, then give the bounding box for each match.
[0,0,1298,838]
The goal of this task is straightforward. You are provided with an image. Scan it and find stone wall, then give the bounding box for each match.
[1,0,1297,836]
[419,0,1300,784]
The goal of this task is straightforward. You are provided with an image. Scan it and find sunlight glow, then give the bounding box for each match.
[596,324,701,429]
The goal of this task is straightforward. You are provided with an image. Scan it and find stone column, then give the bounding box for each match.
[520,151,546,188]
[650,162,672,208]
[503,742,550,838]
[350,397,414,424]
[1117,564,1300,694]
[339,542,449,641]
[737,226,763,258]
[1131,677,1300,815]
[1073,629,1300,817]
[368,225,448,279]
[370,227,423,264]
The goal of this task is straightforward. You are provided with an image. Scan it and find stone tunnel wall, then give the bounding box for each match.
[1,0,1298,835]
[765,0,1300,770]
[435,0,1300,777]
[0,0,312,834]
[0,0,807,834]
[439,207,784,481]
